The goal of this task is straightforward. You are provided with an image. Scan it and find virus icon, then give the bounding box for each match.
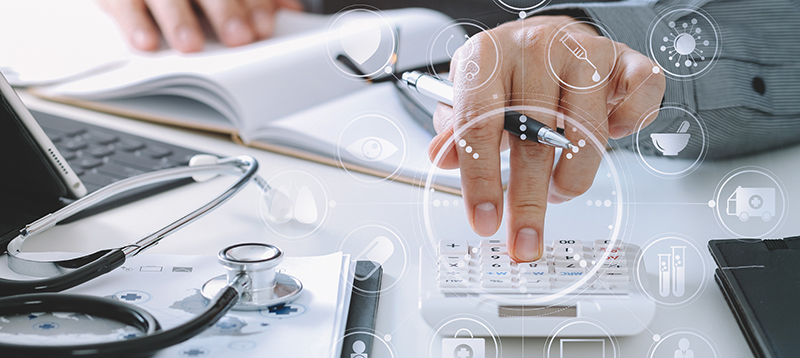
[661,18,711,68]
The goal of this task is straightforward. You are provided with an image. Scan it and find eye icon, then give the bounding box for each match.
[346,136,398,162]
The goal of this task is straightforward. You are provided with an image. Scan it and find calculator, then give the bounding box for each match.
[420,238,656,336]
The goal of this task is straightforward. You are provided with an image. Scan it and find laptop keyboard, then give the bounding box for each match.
[31,110,206,221]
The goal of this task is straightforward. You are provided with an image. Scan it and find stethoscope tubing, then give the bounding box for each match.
[0,156,259,297]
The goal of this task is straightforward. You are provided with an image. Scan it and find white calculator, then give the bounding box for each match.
[420,238,656,336]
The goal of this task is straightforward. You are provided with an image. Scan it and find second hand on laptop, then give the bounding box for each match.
[400,71,574,150]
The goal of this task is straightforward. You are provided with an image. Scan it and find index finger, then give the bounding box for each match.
[450,31,506,238]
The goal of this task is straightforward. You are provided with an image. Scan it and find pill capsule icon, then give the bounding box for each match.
[354,236,394,281]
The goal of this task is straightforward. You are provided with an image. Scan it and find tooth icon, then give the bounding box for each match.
[294,185,318,225]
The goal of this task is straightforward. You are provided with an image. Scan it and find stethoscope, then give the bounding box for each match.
[0,155,302,357]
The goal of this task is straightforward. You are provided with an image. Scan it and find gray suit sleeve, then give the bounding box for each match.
[532,0,800,158]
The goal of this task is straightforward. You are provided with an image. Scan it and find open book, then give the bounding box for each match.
[3,1,509,193]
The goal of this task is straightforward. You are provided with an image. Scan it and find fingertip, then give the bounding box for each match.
[251,9,274,39]
[223,17,256,46]
[131,28,160,51]
[472,202,500,237]
[174,26,204,53]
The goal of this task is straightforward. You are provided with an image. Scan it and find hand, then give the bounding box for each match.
[428,16,665,262]
[97,0,303,53]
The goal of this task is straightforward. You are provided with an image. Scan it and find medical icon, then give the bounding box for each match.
[651,120,691,156]
[354,236,394,281]
[560,339,606,358]
[656,246,685,298]
[346,136,399,162]
[634,107,707,178]
[662,18,710,69]
[674,338,695,358]
[442,329,485,358]
[560,33,601,82]
[339,20,382,65]
[351,340,368,358]
[456,39,480,81]
[726,186,775,222]
[267,184,319,225]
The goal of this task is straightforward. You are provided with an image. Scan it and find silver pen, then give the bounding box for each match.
[401,71,574,150]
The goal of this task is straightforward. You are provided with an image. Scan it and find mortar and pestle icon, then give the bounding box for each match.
[650,120,691,156]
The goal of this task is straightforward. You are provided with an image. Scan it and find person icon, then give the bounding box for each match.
[351,340,368,358]
[674,338,695,358]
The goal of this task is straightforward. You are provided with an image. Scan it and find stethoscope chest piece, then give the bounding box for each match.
[201,243,303,311]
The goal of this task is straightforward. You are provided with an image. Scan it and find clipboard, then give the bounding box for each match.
[709,237,800,358]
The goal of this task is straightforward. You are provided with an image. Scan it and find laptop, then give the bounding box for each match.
[0,72,205,244]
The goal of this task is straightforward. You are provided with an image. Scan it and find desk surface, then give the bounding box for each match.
[17,92,800,358]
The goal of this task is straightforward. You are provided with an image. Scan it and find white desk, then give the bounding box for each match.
[17,92,799,357]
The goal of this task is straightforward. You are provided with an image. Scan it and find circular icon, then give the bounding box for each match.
[648,7,720,79]
[426,20,500,92]
[336,113,408,184]
[428,316,501,358]
[337,330,396,358]
[492,0,549,12]
[337,222,408,294]
[634,234,709,308]
[325,7,397,80]
[648,329,719,358]
[258,168,331,240]
[544,319,618,358]
[634,105,708,178]
[420,100,630,308]
[547,20,618,91]
[711,167,787,238]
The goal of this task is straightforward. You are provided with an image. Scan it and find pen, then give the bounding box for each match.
[400,71,574,150]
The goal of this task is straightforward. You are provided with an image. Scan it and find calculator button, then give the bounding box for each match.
[480,254,511,265]
[553,239,583,255]
[555,268,587,280]
[596,271,628,281]
[480,239,505,248]
[481,277,513,288]
[480,246,508,256]
[439,276,469,288]
[481,270,512,278]
[439,239,469,256]
[439,260,469,273]
[481,261,511,271]
[554,260,585,269]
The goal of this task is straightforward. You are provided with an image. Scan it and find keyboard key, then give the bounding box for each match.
[110,151,163,170]
[62,151,77,161]
[62,140,88,151]
[96,162,145,179]
[88,146,114,158]
[117,139,145,152]
[78,158,103,169]
[141,145,172,158]
[439,239,469,256]
[481,261,511,271]
[86,130,119,144]
[79,171,117,188]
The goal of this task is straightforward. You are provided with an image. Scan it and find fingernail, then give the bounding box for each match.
[251,9,273,37]
[610,125,631,139]
[176,26,203,51]
[131,29,155,50]
[473,203,498,236]
[514,228,540,262]
[224,17,255,45]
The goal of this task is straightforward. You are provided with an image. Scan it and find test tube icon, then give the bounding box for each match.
[658,254,671,297]
[353,236,394,281]
[671,246,686,297]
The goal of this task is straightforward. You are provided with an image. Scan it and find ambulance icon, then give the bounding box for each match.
[726,186,775,222]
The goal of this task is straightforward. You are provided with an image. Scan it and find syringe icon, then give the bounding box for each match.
[560,33,601,82]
